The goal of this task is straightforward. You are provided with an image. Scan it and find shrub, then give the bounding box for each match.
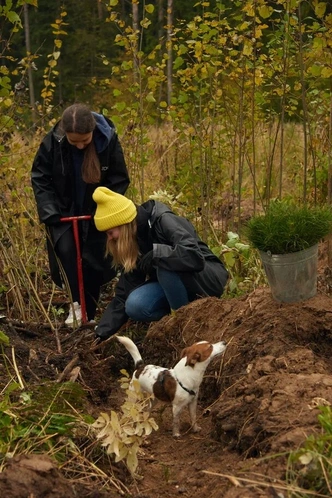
[244,200,332,254]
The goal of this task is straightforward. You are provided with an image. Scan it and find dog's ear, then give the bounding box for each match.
[181,348,201,367]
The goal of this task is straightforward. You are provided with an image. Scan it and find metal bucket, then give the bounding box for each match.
[259,244,318,303]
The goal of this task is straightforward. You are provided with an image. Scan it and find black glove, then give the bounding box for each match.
[139,250,154,274]
[45,215,61,227]
[93,334,105,345]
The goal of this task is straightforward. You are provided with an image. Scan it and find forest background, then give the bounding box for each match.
[1,0,332,320]
[0,2,332,494]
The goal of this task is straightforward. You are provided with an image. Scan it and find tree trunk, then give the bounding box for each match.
[96,0,103,19]
[166,0,173,105]
[158,0,164,42]
[327,86,332,267]
[132,1,139,81]
[23,4,36,124]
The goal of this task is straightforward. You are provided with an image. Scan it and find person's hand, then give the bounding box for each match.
[45,215,61,227]
[139,250,154,274]
[91,333,109,350]
[94,322,114,341]
[92,335,103,345]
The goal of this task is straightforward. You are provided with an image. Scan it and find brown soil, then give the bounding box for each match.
[0,257,332,497]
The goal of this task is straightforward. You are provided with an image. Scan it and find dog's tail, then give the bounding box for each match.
[117,336,144,368]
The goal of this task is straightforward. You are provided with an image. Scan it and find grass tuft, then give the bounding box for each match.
[287,405,332,497]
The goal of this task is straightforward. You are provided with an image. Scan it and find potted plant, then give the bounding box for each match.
[244,200,332,303]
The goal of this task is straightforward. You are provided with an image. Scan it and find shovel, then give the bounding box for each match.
[60,215,91,324]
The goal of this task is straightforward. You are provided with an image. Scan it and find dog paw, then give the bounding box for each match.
[172,432,181,438]
[192,424,202,433]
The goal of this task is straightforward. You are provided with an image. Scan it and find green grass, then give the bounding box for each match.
[287,406,332,497]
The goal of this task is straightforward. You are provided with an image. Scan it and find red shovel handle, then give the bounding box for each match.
[60,215,92,324]
[60,215,92,222]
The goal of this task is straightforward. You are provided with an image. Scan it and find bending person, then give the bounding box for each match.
[31,104,130,326]
[92,187,229,341]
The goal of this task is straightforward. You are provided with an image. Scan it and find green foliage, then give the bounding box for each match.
[0,381,92,463]
[40,8,68,110]
[0,330,91,464]
[0,330,25,390]
[97,0,332,229]
[148,189,188,217]
[0,336,124,491]
[212,231,266,296]
[244,200,332,254]
[0,0,23,125]
[0,329,10,347]
[92,370,158,476]
[287,405,332,497]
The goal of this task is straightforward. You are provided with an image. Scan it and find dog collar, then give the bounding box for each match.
[177,379,196,396]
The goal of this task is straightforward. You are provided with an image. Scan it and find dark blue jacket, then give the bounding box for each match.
[31,113,130,285]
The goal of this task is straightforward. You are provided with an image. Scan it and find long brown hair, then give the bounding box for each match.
[105,219,140,273]
[60,103,101,184]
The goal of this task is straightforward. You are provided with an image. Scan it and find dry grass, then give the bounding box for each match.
[0,120,319,323]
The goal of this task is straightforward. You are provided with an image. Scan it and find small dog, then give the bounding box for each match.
[117,336,227,437]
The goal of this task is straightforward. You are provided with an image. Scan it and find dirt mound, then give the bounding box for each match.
[143,290,332,454]
[0,287,331,497]
[0,454,114,498]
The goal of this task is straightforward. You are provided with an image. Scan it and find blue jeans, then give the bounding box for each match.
[125,268,189,322]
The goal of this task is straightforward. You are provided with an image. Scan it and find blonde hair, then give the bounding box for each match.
[105,219,140,273]
[60,103,101,184]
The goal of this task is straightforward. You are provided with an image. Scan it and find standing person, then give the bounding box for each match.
[92,187,229,341]
[31,104,130,327]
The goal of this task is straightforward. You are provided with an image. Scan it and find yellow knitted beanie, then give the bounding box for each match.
[93,187,137,231]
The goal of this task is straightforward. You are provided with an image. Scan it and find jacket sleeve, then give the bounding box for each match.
[152,214,206,273]
[94,275,128,340]
[95,270,145,340]
[102,133,130,195]
[31,138,61,224]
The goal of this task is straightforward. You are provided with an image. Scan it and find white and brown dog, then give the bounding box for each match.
[117,336,227,437]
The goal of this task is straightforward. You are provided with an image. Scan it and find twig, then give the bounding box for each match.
[89,322,130,352]
[11,347,25,389]
[60,329,93,348]
[93,355,115,365]
[89,336,115,352]
[54,326,62,354]
[1,318,41,336]
[12,326,42,338]
[202,470,328,497]
[68,366,81,382]
[318,455,332,495]
[56,354,79,383]
[26,365,41,382]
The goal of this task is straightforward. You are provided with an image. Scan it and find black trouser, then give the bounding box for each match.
[49,226,109,321]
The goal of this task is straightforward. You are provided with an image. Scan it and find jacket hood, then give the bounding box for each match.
[136,200,173,253]
[140,199,173,225]
[92,113,115,153]
[52,112,115,153]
